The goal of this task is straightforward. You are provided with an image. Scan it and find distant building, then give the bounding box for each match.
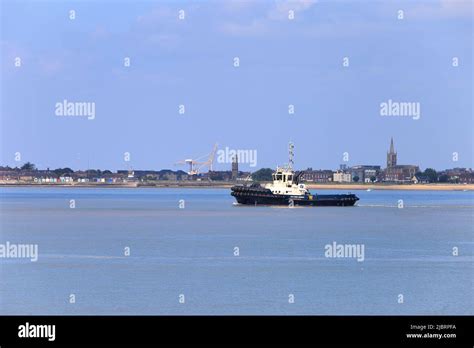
[385,165,419,182]
[206,171,233,181]
[383,138,419,182]
[116,170,189,181]
[118,170,157,179]
[76,178,90,183]
[459,172,474,183]
[231,155,238,181]
[440,168,474,183]
[19,175,34,182]
[101,172,126,183]
[236,173,252,181]
[301,169,333,183]
[59,176,73,183]
[350,165,381,183]
[333,171,352,183]
[387,137,397,168]
[363,169,377,183]
[412,174,430,184]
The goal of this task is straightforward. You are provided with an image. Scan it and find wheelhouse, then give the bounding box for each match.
[272,168,294,186]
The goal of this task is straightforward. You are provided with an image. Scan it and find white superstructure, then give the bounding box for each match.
[264,142,309,196]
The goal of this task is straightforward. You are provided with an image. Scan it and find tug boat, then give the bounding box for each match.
[231,143,359,207]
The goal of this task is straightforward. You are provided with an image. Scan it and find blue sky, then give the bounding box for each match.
[1,0,472,172]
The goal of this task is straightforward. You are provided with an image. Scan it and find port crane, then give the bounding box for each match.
[175,143,218,175]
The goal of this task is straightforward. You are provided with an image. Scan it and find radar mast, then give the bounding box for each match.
[288,142,294,170]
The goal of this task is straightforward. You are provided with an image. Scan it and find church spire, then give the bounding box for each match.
[387,137,397,168]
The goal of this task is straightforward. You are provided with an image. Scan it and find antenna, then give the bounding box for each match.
[288,142,294,169]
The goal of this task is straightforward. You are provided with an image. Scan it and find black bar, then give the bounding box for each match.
[0,316,472,346]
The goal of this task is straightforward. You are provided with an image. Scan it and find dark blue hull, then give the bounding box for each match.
[231,185,359,206]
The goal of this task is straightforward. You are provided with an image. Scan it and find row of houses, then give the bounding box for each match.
[299,166,474,184]
[1,163,473,185]
[0,168,252,183]
[300,166,381,184]
[437,168,474,184]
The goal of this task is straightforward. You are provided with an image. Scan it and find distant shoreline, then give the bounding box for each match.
[0,181,472,191]
[306,183,473,191]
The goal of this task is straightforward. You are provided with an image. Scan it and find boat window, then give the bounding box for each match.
[276,174,282,181]
[288,175,292,182]
[283,175,286,182]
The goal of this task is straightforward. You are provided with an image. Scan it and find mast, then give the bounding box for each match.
[288,142,294,170]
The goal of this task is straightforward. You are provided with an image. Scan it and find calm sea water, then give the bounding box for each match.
[0,187,472,315]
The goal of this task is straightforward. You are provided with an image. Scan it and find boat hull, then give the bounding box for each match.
[231,185,359,207]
